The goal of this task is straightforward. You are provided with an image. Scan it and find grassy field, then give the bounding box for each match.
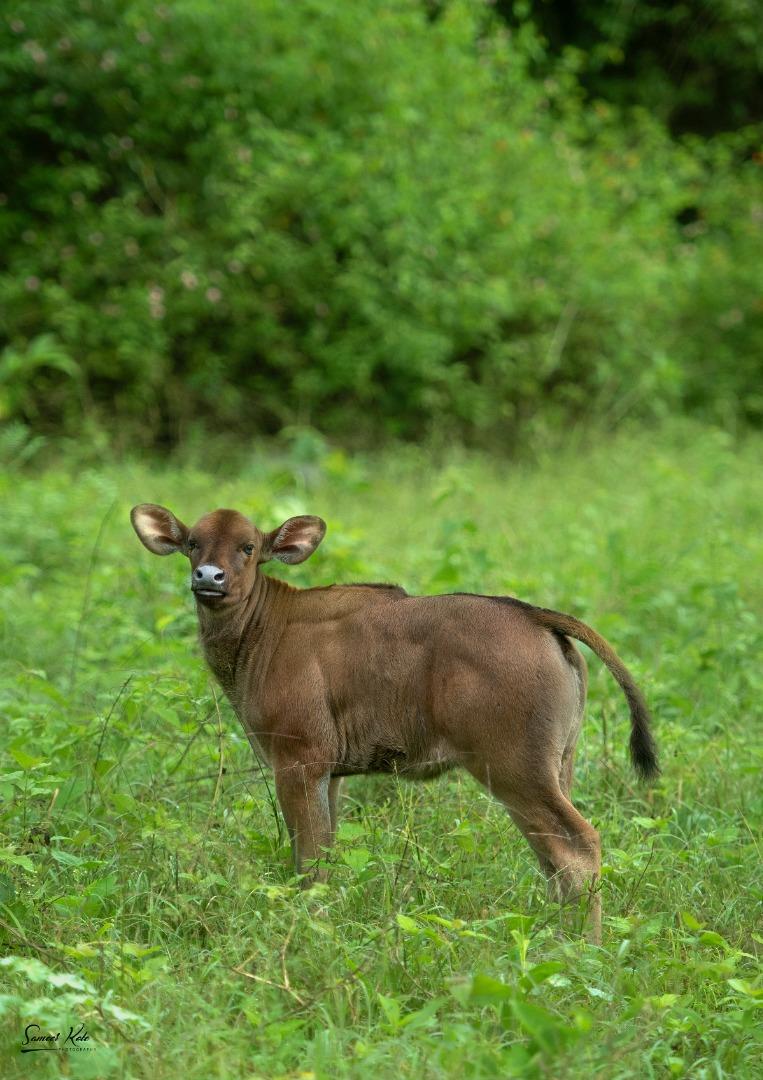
[1,423,761,1078]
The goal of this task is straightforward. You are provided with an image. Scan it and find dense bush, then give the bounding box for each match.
[0,0,761,445]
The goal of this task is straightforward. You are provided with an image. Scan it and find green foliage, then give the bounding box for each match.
[0,1,761,445]
[0,426,761,1077]
[498,0,763,134]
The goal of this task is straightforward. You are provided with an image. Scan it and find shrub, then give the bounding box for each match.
[0,0,760,445]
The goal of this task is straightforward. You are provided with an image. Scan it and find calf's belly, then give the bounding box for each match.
[330,709,459,779]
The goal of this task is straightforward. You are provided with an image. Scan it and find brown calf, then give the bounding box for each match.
[131,504,658,940]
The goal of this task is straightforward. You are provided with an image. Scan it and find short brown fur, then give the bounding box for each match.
[130,504,658,942]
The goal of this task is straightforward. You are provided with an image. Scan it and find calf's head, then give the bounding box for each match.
[130,504,326,608]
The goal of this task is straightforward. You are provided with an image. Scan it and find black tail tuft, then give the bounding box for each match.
[629,703,660,781]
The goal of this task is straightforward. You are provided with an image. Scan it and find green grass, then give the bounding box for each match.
[1,423,761,1078]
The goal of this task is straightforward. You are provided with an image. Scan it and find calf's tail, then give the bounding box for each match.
[527,605,659,780]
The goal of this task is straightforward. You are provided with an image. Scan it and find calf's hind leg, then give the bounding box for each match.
[507,787,602,943]
[467,751,601,940]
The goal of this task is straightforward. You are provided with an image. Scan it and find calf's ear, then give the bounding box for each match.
[261,516,326,564]
[131,504,189,556]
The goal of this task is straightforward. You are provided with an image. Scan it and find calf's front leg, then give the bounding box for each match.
[274,763,334,884]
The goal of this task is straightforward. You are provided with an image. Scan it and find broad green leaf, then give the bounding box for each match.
[521,961,565,989]
[377,993,401,1027]
[699,930,728,949]
[468,974,513,1004]
[342,847,371,871]
[0,850,36,874]
[8,746,48,770]
[728,979,763,998]
[50,848,86,866]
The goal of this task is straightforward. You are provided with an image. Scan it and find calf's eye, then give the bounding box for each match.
[188,539,198,551]
[243,543,255,556]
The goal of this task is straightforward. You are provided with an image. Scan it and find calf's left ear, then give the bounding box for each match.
[261,516,326,564]
[131,504,189,555]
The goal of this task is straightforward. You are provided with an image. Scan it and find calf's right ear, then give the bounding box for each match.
[130,504,189,555]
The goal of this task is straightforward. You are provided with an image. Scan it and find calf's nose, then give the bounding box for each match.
[193,564,226,588]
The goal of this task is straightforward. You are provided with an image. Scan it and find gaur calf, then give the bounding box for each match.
[131,505,658,941]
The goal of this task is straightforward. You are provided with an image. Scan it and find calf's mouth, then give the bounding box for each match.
[192,587,228,601]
